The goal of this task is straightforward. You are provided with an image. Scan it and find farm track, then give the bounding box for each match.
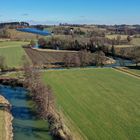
[113,67,140,79]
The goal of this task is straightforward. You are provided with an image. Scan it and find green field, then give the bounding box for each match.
[0,41,29,68]
[0,41,28,48]
[43,68,140,140]
[0,110,5,140]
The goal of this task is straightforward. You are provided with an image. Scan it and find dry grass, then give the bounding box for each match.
[0,110,5,140]
[106,34,127,40]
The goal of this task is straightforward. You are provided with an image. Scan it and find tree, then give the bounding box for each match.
[119,49,125,66]
[63,54,72,68]
[127,36,132,43]
[30,40,36,48]
[132,47,140,66]
[95,51,106,67]
[116,35,121,45]
[78,50,91,67]
[38,38,46,49]
[22,55,54,116]
[72,54,81,67]
[22,56,71,139]
[111,45,115,57]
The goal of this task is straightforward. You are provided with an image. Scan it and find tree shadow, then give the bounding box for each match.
[0,103,11,112]
[13,123,51,139]
[126,66,140,70]
[12,105,37,120]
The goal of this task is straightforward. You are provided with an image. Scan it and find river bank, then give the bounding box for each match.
[0,95,13,140]
[0,85,53,140]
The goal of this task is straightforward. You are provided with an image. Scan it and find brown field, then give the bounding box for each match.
[8,29,43,40]
[23,47,79,66]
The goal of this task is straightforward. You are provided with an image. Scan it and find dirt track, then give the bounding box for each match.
[113,67,140,80]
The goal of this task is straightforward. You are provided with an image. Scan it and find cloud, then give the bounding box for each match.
[27,19,61,25]
[22,13,29,17]
[80,16,86,18]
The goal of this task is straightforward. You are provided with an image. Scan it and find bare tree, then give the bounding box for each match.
[78,50,91,67]
[132,47,140,66]
[116,35,121,45]
[22,56,71,139]
[127,35,132,43]
[95,51,106,67]
[63,54,72,68]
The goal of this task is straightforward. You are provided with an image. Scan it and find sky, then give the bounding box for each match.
[0,0,140,25]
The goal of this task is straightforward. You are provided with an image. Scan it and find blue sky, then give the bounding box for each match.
[0,0,140,25]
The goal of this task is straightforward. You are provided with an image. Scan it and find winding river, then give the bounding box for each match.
[0,56,134,140]
[0,85,53,140]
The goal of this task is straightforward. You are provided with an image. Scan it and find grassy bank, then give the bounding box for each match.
[0,110,5,140]
[128,69,140,75]
[43,68,140,140]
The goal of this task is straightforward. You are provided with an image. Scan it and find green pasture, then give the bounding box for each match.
[43,68,140,140]
[0,41,29,68]
[0,41,28,48]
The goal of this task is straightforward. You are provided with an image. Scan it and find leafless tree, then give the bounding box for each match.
[132,47,140,66]
[78,50,91,67]
[116,35,121,45]
[63,54,72,68]
[95,51,106,67]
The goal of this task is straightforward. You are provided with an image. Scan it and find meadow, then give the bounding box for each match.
[0,41,29,68]
[0,41,28,48]
[43,68,140,140]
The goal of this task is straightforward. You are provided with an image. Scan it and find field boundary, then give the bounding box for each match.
[113,67,140,79]
[33,48,78,53]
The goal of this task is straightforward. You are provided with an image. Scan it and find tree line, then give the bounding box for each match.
[22,56,72,140]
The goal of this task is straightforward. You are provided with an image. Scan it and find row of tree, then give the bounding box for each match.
[44,35,132,52]
[22,56,72,139]
[0,28,11,38]
[63,50,106,68]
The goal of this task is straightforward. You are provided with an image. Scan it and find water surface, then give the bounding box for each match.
[0,85,52,140]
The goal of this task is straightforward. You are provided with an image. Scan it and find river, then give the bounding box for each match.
[0,85,53,140]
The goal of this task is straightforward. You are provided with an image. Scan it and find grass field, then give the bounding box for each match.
[0,41,28,48]
[43,68,140,140]
[0,41,29,68]
[0,110,5,140]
